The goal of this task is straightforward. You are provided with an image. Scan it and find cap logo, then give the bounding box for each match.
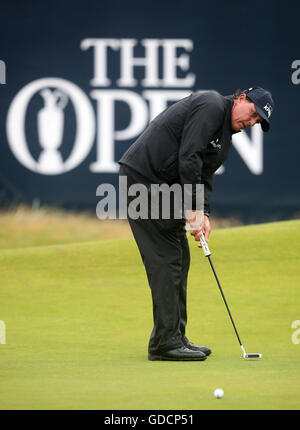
[264,103,272,118]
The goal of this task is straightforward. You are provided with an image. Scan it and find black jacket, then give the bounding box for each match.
[118,90,238,215]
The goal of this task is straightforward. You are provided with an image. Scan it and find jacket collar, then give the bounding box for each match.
[224,95,240,135]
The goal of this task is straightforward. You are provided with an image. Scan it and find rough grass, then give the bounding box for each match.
[0,205,242,249]
[0,205,132,249]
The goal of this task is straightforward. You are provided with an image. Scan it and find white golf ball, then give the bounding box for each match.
[214,388,224,399]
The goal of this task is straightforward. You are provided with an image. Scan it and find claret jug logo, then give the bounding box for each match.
[7,78,95,174]
[0,60,5,84]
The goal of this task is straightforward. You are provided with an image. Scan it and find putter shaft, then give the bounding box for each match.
[200,234,262,359]
[207,254,243,348]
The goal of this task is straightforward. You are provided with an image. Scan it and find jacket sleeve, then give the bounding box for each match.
[178,93,224,210]
[202,172,214,216]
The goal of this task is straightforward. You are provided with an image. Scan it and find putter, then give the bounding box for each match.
[199,234,262,360]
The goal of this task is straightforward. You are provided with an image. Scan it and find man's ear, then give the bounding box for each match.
[238,93,247,102]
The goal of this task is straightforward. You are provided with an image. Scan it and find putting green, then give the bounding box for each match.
[0,219,299,409]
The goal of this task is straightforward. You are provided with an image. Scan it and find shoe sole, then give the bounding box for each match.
[148,354,207,361]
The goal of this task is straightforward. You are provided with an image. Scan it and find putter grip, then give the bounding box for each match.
[200,234,211,257]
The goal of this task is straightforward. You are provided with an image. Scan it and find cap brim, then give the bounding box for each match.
[254,104,270,132]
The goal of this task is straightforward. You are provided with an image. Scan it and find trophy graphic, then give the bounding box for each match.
[37,88,68,174]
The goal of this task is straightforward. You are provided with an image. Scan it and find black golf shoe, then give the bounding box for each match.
[182,336,212,356]
[148,346,207,361]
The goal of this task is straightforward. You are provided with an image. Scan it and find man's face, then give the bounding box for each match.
[231,94,263,131]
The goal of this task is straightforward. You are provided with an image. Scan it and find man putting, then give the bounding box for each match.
[118,87,274,361]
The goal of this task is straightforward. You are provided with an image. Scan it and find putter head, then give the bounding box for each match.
[244,353,262,359]
[241,346,262,359]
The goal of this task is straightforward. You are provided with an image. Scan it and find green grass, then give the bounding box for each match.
[0,219,300,409]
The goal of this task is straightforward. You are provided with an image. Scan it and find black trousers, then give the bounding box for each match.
[119,165,190,354]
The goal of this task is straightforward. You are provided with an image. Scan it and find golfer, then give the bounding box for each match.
[118,87,274,361]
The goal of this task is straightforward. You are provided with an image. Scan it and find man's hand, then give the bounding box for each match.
[185,209,211,246]
[195,215,211,247]
[185,209,204,231]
